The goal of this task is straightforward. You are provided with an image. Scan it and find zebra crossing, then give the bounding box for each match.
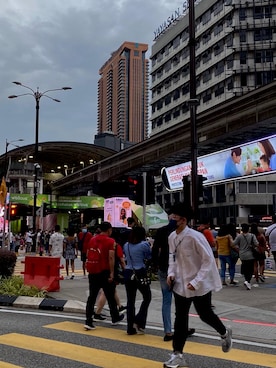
[0,319,275,368]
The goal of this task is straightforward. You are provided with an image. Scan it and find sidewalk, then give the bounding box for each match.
[6,255,276,344]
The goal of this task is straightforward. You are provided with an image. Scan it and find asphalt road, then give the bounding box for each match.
[0,308,275,368]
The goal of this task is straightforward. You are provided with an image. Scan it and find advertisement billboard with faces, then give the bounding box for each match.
[162,134,276,191]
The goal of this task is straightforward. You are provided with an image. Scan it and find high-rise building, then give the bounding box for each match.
[97,41,149,144]
[150,0,276,135]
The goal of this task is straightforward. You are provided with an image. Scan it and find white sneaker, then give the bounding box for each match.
[163,353,189,368]
[244,281,251,290]
[221,327,232,353]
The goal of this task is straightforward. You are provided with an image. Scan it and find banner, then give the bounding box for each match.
[163,134,276,191]
[9,194,105,210]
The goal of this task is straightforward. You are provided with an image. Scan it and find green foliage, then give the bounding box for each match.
[0,249,17,277]
[0,276,47,298]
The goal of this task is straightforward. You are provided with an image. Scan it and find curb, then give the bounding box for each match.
[0,295,85,313]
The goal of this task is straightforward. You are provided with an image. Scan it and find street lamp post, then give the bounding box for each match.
[9,82,72,232]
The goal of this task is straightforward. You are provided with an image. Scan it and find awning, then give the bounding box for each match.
[131,202,168,229]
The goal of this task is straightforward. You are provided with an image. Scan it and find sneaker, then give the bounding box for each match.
[94,313,106,320]
[221,327,232,353]
[70,275,74,280]
[259,275,265,282]
[118,305,127,313]
[112,313,125,325]
[133,323,145,334]
[222,281,228,286]
[163,353,189,368]
[187,328,195,337]
[164,334,174,341]
[84,323,96,331]
[252,283,259,287]
[244,281,251,290]
[229,281,238,286]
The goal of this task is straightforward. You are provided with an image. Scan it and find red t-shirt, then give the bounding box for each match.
[78,231,93,254]
[86,234,116,271]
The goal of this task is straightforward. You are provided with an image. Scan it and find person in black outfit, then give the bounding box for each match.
[152,211,195,341]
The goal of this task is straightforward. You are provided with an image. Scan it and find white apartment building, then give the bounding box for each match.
[150,0,276,134]
[150,0,276,225]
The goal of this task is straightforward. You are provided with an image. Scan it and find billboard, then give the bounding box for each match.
[104,197,132,228]
[163,134,276,191]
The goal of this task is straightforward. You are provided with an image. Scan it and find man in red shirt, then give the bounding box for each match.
[198,219,218,267]
[78,225,93,277]
[84,221,124,330]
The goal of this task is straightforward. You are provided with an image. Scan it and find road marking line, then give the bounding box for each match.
[0,333,161,368]
[0,362,23,368]
[45,321,276,368]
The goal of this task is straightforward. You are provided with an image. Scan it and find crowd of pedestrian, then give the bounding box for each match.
[5,208,274,368]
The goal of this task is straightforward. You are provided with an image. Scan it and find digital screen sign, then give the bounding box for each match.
[162,134,276,191]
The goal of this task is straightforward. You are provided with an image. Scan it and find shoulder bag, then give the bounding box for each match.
[127,243,151,286]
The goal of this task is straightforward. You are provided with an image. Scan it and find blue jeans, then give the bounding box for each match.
[158,270,173,334]
[219,255,235,281]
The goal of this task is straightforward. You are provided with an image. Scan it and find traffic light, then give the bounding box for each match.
[9,204,18,220]
[182,175,191,207]
[198,175,207,203]
[128,175,155,205]
[42,203,50,217]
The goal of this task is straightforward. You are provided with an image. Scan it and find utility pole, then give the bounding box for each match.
[188,0,199,225]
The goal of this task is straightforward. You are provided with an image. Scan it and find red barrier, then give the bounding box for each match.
[21,256,64,292]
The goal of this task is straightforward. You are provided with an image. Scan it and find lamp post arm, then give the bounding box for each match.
[12,82,35,94]
[42,94,61,102]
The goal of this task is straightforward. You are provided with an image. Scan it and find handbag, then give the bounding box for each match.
[243,234,259,259]
[127,243,151,286]
[228,235,239,260]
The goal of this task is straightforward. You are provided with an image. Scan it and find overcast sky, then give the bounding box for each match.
[0,0,184,154]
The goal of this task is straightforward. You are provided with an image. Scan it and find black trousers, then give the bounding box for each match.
[173,291,226,353]
[124,278,151,333]
[86,271,120,324]
[241,259,255,283]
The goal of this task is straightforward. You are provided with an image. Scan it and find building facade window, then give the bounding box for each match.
[239,8,246,21]
[240,30,247,42]
[254,28,272,41]
[240,51,247,64]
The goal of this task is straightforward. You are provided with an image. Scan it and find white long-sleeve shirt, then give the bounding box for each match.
[168,226,222,298]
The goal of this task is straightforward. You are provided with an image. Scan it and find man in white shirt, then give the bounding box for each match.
[265,215,276,269]
[49,225,64,258]
[164,203,232,368]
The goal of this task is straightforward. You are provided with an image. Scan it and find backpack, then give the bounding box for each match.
[86,246,102,274]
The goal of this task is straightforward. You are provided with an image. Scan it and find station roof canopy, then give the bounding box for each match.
[0,141,116,178]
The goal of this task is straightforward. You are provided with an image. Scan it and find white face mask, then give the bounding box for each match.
[82,228,87,233]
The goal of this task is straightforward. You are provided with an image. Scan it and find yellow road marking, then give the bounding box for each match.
[46,321,276,368]
[0,362,23,368]
[0,333,161,368]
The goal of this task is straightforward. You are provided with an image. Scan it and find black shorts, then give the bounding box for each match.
[81,253,87,262]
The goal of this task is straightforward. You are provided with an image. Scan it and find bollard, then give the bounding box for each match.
[21,256,64,292]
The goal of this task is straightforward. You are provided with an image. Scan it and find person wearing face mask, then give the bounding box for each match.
[152,209,195,342]
[164,203,232,368]
[78,225,93,277]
